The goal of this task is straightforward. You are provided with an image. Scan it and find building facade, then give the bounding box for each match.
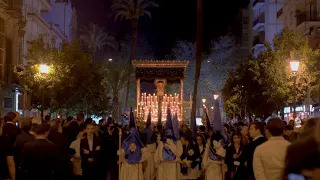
[0,0,77,116]
[0,0,26,116]
[250,0,283,58]
[280,0,320,49]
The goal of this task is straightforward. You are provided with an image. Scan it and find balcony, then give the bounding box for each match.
[253,13,265,30]
[6,0,22,18]
[296,11,320,27]
[40,0,52,12]
[5,64,21,85]
[308,28,320,49]
[252,0,265,10]
[277,7,283,19]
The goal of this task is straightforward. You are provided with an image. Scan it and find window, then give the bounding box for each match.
[0,18,4,67]
[243,17,249,25]
[242,33,248,43]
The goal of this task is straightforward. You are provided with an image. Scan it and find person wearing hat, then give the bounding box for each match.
[118,109,150,180]
[154,107,183,180]
[141,110,157,180]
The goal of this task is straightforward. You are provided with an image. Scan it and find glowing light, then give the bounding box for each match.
[202,99,206,103]
[290,61,300,72]
[108,58,112,61]
[214,94,219,100]
[39,64,50,74]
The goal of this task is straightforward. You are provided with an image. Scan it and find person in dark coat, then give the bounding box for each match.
[283,118,320,180]
[225,132,247,180]
[22,123,58,180]
[80,123,101,180]
[48,120,72,179]
[180,134,201,179]
[245,122,267,180]
[3,112,21,148]
[67,113,84,144]
[14,117,34,179]
[100,123,118,180]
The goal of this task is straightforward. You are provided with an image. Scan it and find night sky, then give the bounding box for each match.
[71,0,250,58]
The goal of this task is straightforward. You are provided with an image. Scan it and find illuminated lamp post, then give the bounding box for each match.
[290,60,300,119]
[39,64,50,119]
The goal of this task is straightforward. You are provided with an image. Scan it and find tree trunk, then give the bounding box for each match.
[191,0,203,135]
[124,19,138,112]
[113,92,120,123]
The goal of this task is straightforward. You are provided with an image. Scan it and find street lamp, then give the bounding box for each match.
[214,94,219,100]
[39,64,50,74]
[202,98,206,104]
[108,58,112,62]
[290,60,300,119]
[38,64,50,120]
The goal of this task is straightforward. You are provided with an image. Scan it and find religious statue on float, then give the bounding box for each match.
[154,79,167,123]
[154,79,167,97]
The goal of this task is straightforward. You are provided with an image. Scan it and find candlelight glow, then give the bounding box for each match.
[137,93,181,122]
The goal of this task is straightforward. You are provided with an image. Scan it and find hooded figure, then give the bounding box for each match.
[206,111,211,129]
[202,130,228,180]
[172,111,180,140]
[142,110,157,180]
[119,109,150,180]
[142,110,156,145]
[154,107,183,180]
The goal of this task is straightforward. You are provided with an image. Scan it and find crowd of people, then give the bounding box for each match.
[0,109,319,180]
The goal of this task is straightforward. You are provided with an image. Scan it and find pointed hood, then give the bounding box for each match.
[213,98,222,132]
[193,115,197,137]
[166,107,173,130]
[146,109,151,128]
[172,111,180,140]
[206,110,211,128]
[162,107,177,161]
[129,107,136,129]
[122,108,146,164]
[142,109,156,145]
[165,107,175,140]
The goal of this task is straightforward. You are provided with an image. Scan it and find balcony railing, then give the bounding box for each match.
[253,0,265,8]
[253,13,265,28]
[6,0,22,18]
[277,7,283,19]
[296,11,320,26]
[5,64,20,84]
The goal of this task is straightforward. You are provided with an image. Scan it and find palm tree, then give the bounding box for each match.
[102,60,133,122]
[111,0,159,110]
[191,0,203,135]
[111,0,158,61]
[80,24,114,63]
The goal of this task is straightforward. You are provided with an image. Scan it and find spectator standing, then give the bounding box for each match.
[3,112,21,148]
[80,123,101,180]
[253,118,290,180]
[0,117,16,180]
[225,132,247,180]
[246,122,267,180]
[22,123,58,180]
[48,121,72,179]
[14,117,34,179]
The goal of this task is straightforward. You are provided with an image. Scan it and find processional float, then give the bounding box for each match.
[132,60,189,123]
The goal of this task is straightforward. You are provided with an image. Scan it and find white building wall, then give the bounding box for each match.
[251,0,283,58]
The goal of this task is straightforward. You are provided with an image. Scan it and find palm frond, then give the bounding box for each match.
[111,0,159,21]
[80,24,114,51]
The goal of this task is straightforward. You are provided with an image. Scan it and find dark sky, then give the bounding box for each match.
[71,0,250,58]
